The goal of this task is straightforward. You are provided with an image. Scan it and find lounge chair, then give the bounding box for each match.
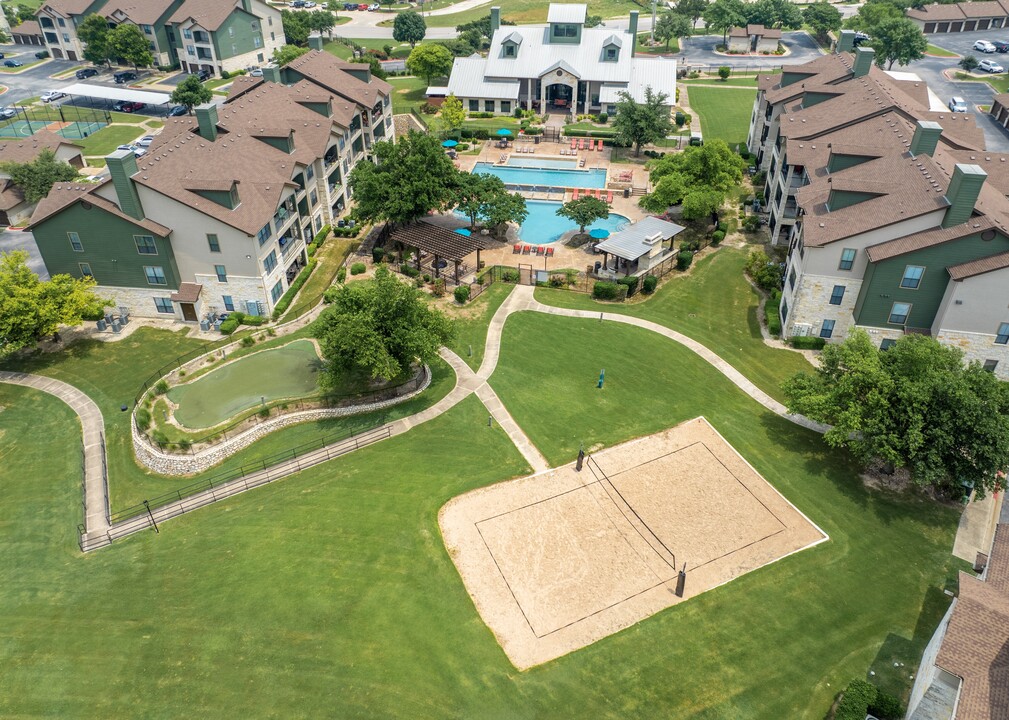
[572,187,580,200]
[545,246,554,258]
[595,188,602,199]
[513,243,521,254]
[522,244,532,254]
[597,139,604,151]
[579,158,585,167]
[606,190,613,203]
[571,138,577,150]
[535,245,544,256]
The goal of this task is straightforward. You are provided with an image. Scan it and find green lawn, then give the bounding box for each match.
[954,71,1009,94]
[324,38,413,61]
[534,247,812,403]
[684,84,756,146]
[388,75,427,114]
[926,42,958,57]
[637,31,679,55]
[282,237,357,320]
[443,281,514,370]
[78,124,148,156]
[424,0,642,26]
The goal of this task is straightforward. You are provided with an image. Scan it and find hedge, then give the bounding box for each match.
[400,263,419,278]
[220,317,240,335]
[788,335,826,350]
[642,275,658,294]
[868,691,905,720]
[564,128,617,138]
[270,258,318,319]
[835,679,877,720]
[712,230,725,244]
[350,262,366,275]
[677,250,694,270]
[592,281,621,300]
[766,289,781,336]
[453,285,470,303]
[616,275,639,294]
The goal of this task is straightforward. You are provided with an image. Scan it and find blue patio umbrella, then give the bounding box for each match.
[589,228,610,239]
[496,128,513,136]
[455,228,472,236]
[442,139,458,148]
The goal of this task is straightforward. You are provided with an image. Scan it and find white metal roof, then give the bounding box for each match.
[595,216,685,260]
[547,3,587,24]
[597,58,677,104]
[426,85,450,96]
[61,83,172,105]
[447,57,520,100]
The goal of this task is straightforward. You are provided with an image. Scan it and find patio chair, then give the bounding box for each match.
[571,138,577,150]
[536,245,545,256]
[597,139,604,151]
[522,244,532,254]
[545,246,555,257]
[579,158,585,167]
[572,187,580,200]
[606,190,613,203]
[513,243,521,254]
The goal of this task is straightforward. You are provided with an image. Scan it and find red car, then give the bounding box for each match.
[120,101,145,113]
[357,3,368,9]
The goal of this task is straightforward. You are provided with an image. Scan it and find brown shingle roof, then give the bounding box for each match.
[989,523,1009,594]
[170,282,202,303]
[959,0,1009,17]
[37,0,96,17]
[947,249,1009,280]
[101,0,178,25]
[0,129,80,164]
[728,26,747,37]
[906,3,969,21]
[11,20,41,36]
[168,0,244,31]
[285,50,391,107]
[865,217,998,261]
[29,180,171,236]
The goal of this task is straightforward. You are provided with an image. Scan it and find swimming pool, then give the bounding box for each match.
[473,162,606,189]
[506,157,578,170]
[518,200,629,245]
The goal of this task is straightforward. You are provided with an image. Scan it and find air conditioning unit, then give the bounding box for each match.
[794,323,811,337]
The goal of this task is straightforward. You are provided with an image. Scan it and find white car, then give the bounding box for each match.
[249,67,264,77]
[0,107,15,119]
[116,143,146,157]
[974,40,997,53]
[980,58,1005,72]
[948,96,968,112]
[135,135,155,148]
[367,2,380,8]
[40,90,65,103]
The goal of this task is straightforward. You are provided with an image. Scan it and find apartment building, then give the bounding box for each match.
[748,34,1009,378]
[36,0,106,61]
[0,130,84,226]
[28,61,391,323]
[100,0,186,68]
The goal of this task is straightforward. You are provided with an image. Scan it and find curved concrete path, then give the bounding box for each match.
[0,280,828,550]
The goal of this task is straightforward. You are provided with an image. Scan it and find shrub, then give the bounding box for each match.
[718,66,731,80]
[177,438,192,451]
[336,267,347,284]
[220,317,240,334]
[712,230,725,244]
[154,379,169,395]
[676,250,694,270]
[474,129,490,140]
[135,407,151,431]
[422,273,432,283]
[642,275,658,294]
[456,142,470,150]
[313,225,330,246]
[549,274,566,288]
[306,244,317,258]
[151,429,169,446]
[240,335,255,347]
[592,281,620,300]
[835,679,877,720]
[788,335,826,350]
[242,314,265,326]
[431,278,446,297]
[742,215,761,232]
[350,262,366,275]
[372,246,386,263]
[744,249,782,291]
[616,275,639,295]
[502,268,520,283]
[400,263,419,278]
[765,289,781,336]
[414,277,424,287]
[869,691,905,720]
[271,259,318,318]
[453,285,470,303]
[257,406,270,419]
[717,221,728,233]
[597,112,608,124]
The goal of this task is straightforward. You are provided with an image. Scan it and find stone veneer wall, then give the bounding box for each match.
[783,272,863,340]
[133,365,432,475]
[194,273,270,316]
[96,285,178,319]
[935,328,1009,379]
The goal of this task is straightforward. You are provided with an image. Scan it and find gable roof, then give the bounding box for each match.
[865,218,999,262]
[102,0,179,25]
[0,129,81,165]
[947,249,1009,280]
[11,20,42,36]
[30,180,171,235]
[37,0,97,18]
[168,0,246,31]
[547,3,587,24]
[285,50,391,107]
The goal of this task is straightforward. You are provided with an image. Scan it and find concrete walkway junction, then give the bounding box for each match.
[0,284,988,556]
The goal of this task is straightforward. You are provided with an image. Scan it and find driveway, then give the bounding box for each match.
[0,228,48,280]
[0,47,80,104]
[680,31,824,70]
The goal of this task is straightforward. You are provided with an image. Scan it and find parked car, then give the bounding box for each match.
[358,3,369,9]
[974,40,997,53]
[192,68,211,81]
[980,58,1005,72]
[290,0,305,6]
[167,105,187,116]
[136,135,155,148]
[0,54,5,60]
[853,31,870,46]
[40,90,66,103]
[995,40,1009,52]
[116,144,146,158]
[3,60,23,67]
[113,70,137,83]
[75,67,99,79]
[250,67,264,77]
[113,100,145,112]
[343,2,358,8]
[367,2,379,9]
[35,50,49,59]
[304,1,317,6]
[948,96,968,112]
[0,107,16,119]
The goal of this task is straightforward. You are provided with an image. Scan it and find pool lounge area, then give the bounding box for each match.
[472,162,607,190]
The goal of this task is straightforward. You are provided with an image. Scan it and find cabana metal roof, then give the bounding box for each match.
[61,83,172,105]
[595,216,684,261]
[385,221,499,262]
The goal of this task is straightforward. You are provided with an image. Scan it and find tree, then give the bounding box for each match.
[349,130,459,225]
[169,74,213,114]
[845,0,904,33]
[613,87,674,157]
[309,9,336,39]
[585,14,603,27]
[641,139,746,216]
[654,12,692,50]
[393,10,426,47]
[109,23,153,68]
[453,173,526,229]
[406,43,453,84]
[959,54,979,72]
[681,189,723,220]
[281,9,313,46]
[0,250,108,359]
[272,44,309,67]
[352,54,387,80]
[803,1,843,39]
[556,196,610,234]
[718,65,731,80]
[458,27,484,52]
[745,0,802,29]
[440,94,466,132]
[783,331,1009,499]
[456,13,516,40]
[77,13,113,66]
[674,0,709,29]
[0,148,83,204]
[316,265,454,383]
[703,0,747,46]
[870,17,927,69]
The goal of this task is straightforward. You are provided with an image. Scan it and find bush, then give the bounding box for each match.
[242,314,265,326]
[642,275,658,294]
[270,259,318,319]
[592,281,620,300]
[431,278,446,298]
[765,289,781,336]
[422,273,432,283]
[414,277,424,287]
[835,679,877,720]
[717,221,728,233]
[456,142,470,150]
[788,335,826,350]
[154,379,169,395]
[712,230,725,244]
[350,262,366,275]
[400,263,419,278]
[742,215,761,232]
[502,268,520,283]
[718,66,731,80]
[151,429,169,446]
[177,438,192,451]
[549,274,566,288]
[240,335,255,347]
[135,407,151,431]
[473,129,490,140]
[257,406,270,419]
[453,285,470,303]
[336,267,347,284]
[616,275,639,295]
[597,112,608,124]
[219,317,240,335]
[306,244,317,258]
[372,246,386,263]
[676,250,694,270]
[313,225,330,247]
[745,249,782,291]
[869,691,905,720]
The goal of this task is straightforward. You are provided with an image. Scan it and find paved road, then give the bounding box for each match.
[680,31,823,69]
[0,46,80,103]
[0,228,47,279]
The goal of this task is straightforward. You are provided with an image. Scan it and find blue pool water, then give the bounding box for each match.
[506,157,578,170]
[473,162,606,189]
[517,200,629,245]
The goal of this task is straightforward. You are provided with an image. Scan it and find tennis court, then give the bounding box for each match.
[0,118,107,139]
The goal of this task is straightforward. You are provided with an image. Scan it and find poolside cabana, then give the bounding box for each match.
[594,216,684,277]
[382,221,501,284]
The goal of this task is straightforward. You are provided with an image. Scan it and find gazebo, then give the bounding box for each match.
[382,221,500,284]
[594,216,685,276]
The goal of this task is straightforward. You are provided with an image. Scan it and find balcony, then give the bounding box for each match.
[193,31,210,43]
[324,149,339,167]
[783,200,799,219]
[279,234,301,256]
[196,49,213,61]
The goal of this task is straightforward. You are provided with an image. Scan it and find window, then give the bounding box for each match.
[880,339,896,351]
[485,100,495,112]
[468,99,479,111]
[888,302,911,325]
[798,239,805,259]
[187,45,195,56]
[207,234,220,252]
[257,223,271,245]
[263,251,277,274]
[838,248,856,271]
[788,268,796,289]
[231,44,237,54]
[229,26,234,37]
[900,265,924,289]
[144,266,167,285]
[271,280,284,303]
[306,163,314,181]
[501,100,511,113]
[134,235,157,255]
[605,47,617,61]
[504,44,515,57]
[258,52,265,62]
[997,322,1009,344]
[222,295,234,311]
[254,37,262,49]
[552,23,577,38]
[215,265,227,283]
[309,189,318,207]
[781,297,788,323]
[268,16,273,26]
[153,297,173,314]
[829,285,845,305]
[184,28,193,39]
[57,17,65,26]
[68,231,83,252]
[79,262,93,278]
[984,359,999,372]
[820,319,835,339]
[62,33,70,42]
[141,24,152,34]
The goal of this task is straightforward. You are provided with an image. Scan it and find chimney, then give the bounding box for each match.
[240,0,251,11]
[262,65,282,84]
[105,149,144,221]
[490,6,500,34]
[836,29,855,54]
[942,164,987,228]
[852,46,874,77]
[195,103,218,142]
[909,120,943,158]
[629,11,639,57]
[308,35,324,51]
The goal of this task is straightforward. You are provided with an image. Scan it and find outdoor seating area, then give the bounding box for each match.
[513,244,555,257]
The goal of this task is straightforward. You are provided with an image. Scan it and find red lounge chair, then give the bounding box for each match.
[571,138,577,149]
[536,245,545,256]
[606,190,613,203]
[513,243,521,254]
[545,247,554,257]
[572,187,580,200]
[522,244,532,254]
[594,188,602,199]
[581,138,588,150]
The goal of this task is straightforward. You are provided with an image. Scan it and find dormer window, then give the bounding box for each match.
[605,46,617,61]
[504,43,516,57]
[552,23,577,38]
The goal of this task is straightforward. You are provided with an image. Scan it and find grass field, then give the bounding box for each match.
[424,0,642,27]
[684,84,757,147]
[388,75,427,114]
[324,38,412,61]
[282,237,357,320]
[78,124,148,157]
[955,71,1009,94]
[442,281,514,370]
[926,42,958,57]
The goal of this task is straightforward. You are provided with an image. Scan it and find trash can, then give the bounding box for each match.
[96,319,107,331]
[111,318,121,333]
[623,187,630,198]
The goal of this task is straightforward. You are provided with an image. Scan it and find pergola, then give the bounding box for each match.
[384,221,499,284]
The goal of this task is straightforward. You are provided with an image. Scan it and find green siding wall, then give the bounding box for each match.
[828,190,880,211]
[827,153,875,173]
[33,203,179,290]
[802,92,838,108]
[213,9,264,60]
[854,232,1009,329]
